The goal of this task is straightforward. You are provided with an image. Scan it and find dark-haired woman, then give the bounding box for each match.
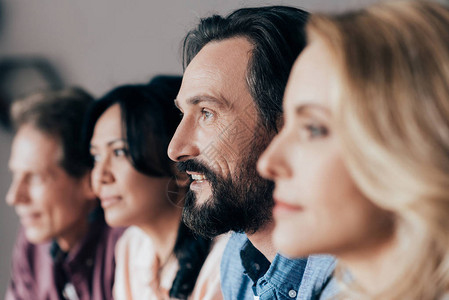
[85,76,226,300]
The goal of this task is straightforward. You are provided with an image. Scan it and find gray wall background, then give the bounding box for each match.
[0,0,381,294]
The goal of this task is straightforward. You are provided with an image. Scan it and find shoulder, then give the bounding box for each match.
[220,232,247,274]
[115,226,152,250]
[296,255,337,300]
[220,232,253,300]
[115,226,155,265]
[318,276,340,300]
[202,233,230,271]
[11,227,52,268]
[191,234,230,300]
[209,233,231,261]
[7,228,53,299]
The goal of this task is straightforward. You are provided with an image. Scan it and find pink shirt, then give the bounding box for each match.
[113,226,227,300]
[5,214,124,300]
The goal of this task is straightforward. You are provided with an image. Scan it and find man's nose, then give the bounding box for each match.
[168,117,201,162]
[6,176,29,206]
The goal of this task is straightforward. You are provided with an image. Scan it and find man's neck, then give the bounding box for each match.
[56,218,90,252]
[246,221,277,262]
[56,202,98,252]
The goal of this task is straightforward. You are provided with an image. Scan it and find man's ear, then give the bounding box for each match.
[80,171,97,201]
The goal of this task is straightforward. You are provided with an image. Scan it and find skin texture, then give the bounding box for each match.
[258,40,394,261]
[90,103,183,266]
[168,37,257,200]
[167,37,274,241]
[6,124,94,251]
[90,104,178,230]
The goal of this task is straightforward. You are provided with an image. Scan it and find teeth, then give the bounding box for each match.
[191,174,206,181]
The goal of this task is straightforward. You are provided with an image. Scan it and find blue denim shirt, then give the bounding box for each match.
[221,232,337,300]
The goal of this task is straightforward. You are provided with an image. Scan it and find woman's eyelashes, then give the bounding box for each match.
[113,147,128,157]
[298,121,329,140]
[306,124,329,138]
[90,147,128,163]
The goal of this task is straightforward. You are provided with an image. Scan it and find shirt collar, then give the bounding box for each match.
[240,238,271,283]
[50,240,68,263]
[239,235,309,298]
[266,253,308,292]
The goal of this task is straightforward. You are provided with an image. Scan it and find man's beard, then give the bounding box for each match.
[177,134,274,238]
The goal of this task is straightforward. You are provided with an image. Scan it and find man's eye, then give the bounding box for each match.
[201,109,214,120]
[28,173,45,184]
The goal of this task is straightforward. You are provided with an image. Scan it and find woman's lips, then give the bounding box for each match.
[100,196,121,209]
[273,197,304,217]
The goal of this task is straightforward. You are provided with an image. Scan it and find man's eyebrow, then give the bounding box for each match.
[175,95,231,109]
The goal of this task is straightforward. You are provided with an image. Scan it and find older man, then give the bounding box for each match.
[5,89,122,300]
[168,6,336,300]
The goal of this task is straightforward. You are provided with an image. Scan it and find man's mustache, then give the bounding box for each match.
[176,159,218,182]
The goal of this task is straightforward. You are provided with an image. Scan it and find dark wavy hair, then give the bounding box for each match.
[183,6,308,132]
[83,75,211,299]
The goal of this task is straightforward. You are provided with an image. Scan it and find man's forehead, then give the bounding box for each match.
[10,126,63,171]
[190,37,253,67]
[177,37,253,107]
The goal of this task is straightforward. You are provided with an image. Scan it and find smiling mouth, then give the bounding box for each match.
[19,213,40,226]
[190,174,207,182]
[186,172,210,192]
[100,196,121,209]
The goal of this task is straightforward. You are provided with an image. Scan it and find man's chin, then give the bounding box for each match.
[189,181,212,205]
[24,229,50,245]
[182,190,224,238]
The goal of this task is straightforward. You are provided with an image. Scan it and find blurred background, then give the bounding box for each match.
[0,0,390,294]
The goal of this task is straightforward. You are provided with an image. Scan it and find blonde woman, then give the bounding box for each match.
[258,1,449,299]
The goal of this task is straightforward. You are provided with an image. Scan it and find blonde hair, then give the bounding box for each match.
[308,1,449,299]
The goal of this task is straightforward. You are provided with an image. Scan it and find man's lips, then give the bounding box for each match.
[186,171,208,182]
[99,196,121,209]
[18,212,41,226]
[186,171,210,192]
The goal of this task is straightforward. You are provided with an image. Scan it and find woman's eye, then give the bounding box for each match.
[113,148,127,157]
[298,123,329,140]
[306,124,328,138]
